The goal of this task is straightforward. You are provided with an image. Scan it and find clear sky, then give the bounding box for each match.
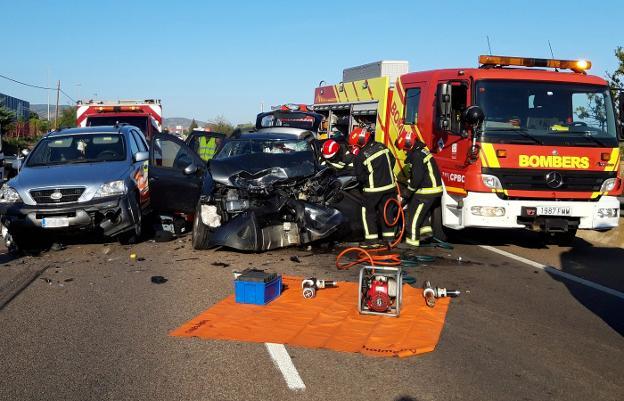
[1,0,621,124]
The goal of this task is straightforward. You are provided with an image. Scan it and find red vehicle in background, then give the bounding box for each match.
[76,99,162,138]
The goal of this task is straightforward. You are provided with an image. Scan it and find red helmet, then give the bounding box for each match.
[348,127,371,148]
[395,130,416,151]
[321,139,340,159]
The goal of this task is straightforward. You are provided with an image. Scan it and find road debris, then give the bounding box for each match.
[212,262,230,267]
[150,276,168,284]
[290,256,301,263]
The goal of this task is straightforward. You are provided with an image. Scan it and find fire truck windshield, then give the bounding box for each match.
[476,80,618,147]
[86,116,149,136]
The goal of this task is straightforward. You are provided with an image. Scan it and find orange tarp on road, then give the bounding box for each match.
[170,276,451,358]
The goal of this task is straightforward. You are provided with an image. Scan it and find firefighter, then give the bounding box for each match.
[395,131,442,247]
[197,135,219,161]
[320,139,353,172]
[348,126,397,247]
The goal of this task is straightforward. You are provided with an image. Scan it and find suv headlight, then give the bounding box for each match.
[93,180,127,198]
[600,178,617,193]
[481,174,502,190]
[0,186,21,203]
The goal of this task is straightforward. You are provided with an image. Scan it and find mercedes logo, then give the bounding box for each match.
[50,190,63,201]
[545,171,563,189]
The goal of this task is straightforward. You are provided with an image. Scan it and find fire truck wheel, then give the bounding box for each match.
[431,201,449,242]
[192,202,211,250]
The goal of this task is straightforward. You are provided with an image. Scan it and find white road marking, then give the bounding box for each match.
[479,245,624,301]
[265,343,306,391]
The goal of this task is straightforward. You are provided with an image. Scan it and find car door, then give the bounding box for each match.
[148,133,205,214]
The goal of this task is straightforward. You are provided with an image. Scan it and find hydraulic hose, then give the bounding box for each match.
[335,183,405,270]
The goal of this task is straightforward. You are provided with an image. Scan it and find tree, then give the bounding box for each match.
[56,106,77,129]
[0,106,16,134]
[208,115,235,136]
[188,119,198,132]
[606,46,624,92]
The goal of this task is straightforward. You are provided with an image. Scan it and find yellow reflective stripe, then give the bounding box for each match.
[605,148,620,172]
[329,161,346,168]
[361,207,374,238]
[382,232,395,238]
[410,203,424,242]
[364,183,396,193]
[426,159,438,188]
[407,185,416,192]
[405,238,420,246]
[420,226,432,235]
[482,143,500,168]
[415,186,443,195]
[363,149,389,166]
[479,150,489,167]
[423,154,432,163]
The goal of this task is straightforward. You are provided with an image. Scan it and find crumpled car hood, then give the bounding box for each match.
[209,151,317,187]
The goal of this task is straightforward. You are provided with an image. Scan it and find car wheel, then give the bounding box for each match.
[118,195,142,245]
[192,202,211,250]
[12,232,49,255]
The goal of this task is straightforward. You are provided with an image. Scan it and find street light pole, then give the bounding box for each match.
[54,80,60,129]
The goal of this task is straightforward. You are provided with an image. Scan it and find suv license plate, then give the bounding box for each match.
[42,217,69,228]
[536,206,571,216]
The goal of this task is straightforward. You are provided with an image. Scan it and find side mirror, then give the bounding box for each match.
[437,83,452,131]
[133,151,149,163]
[183,163,198,175]
[461,105,485,127]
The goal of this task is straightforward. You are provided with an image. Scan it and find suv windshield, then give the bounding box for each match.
[215,139,312,159]
[476,80,618,147]
[27,134,126,167]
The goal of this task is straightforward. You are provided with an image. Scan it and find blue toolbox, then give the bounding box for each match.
[234,269,282,305]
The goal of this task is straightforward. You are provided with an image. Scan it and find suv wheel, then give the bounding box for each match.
[118,195,142,245]
[192,202,211,250]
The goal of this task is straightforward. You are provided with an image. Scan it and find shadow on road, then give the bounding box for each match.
[552,245,624,336]
[450,227,549,249]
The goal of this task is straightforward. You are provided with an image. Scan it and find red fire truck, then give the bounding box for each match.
[76,99,162,138]
[314,56,623,243]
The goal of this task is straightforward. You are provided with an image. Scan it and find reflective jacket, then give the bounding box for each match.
[407,146,442,196]
[354,141,396,193]
[198,136,217,161]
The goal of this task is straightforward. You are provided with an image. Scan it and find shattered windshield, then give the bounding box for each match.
[477,80,618,147]
[215,139,312,159]
[27,134,126,167]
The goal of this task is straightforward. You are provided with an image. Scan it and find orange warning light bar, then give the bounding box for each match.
[479,55,591,73]
[96,106,142,113]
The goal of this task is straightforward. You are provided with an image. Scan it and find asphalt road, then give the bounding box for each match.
[0,230,622,401]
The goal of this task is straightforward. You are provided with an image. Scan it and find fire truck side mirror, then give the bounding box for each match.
[436,83,452,132]
[462,105,485,127]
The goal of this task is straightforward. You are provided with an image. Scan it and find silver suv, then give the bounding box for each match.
[0,125,150,250]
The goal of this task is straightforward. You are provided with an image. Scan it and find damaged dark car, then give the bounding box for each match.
[147,128,359,252]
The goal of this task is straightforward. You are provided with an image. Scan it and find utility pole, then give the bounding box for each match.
[47,68,50,122]
[54,80,60,130]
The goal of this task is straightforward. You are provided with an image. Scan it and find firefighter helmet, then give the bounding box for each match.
[395,130,416,151]
[322,139,340,159]
[348,127,371,148]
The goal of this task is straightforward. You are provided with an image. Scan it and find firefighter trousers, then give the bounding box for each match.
[361,191,396,241]
[405,194,439,246]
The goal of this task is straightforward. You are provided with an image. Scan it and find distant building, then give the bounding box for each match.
[0,93,30,120]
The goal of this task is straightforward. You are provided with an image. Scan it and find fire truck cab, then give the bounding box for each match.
[76,99,163,139]
[314,57,623,243]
